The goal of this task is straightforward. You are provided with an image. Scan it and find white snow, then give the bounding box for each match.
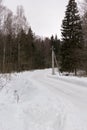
[0,69,87,130]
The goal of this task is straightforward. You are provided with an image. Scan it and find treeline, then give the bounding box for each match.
[0,1,60,72]
[0,0,87,75]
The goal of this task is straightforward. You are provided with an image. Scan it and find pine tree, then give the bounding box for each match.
[60,0,83,75]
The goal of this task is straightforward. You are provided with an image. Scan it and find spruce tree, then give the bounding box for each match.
[61,0,83,75]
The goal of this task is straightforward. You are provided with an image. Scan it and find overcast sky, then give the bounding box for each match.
[3,0,82,38]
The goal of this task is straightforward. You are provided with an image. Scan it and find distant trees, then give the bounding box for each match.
[60,0,84,75]
[1,0,87,76]
[0,2,54,73]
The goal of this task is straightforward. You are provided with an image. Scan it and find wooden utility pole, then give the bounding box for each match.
[52,46,55,75]
[54,53,59,72]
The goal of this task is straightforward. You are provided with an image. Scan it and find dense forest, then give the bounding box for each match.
[0,1,61,73]
[0,0,87,75]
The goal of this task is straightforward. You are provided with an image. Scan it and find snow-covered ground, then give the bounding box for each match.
[0,69,87,130]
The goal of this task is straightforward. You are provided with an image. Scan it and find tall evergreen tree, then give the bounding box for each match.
[61,0,83,75]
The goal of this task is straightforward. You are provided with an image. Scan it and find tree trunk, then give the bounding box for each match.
[75,68,77,76]
[3,40,6,73]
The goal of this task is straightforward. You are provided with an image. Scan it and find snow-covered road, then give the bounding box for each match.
[30,69,87,127]
[0,69,87,130]
[32,69,87,110]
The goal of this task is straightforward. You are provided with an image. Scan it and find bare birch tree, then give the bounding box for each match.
[13,5,28,71]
